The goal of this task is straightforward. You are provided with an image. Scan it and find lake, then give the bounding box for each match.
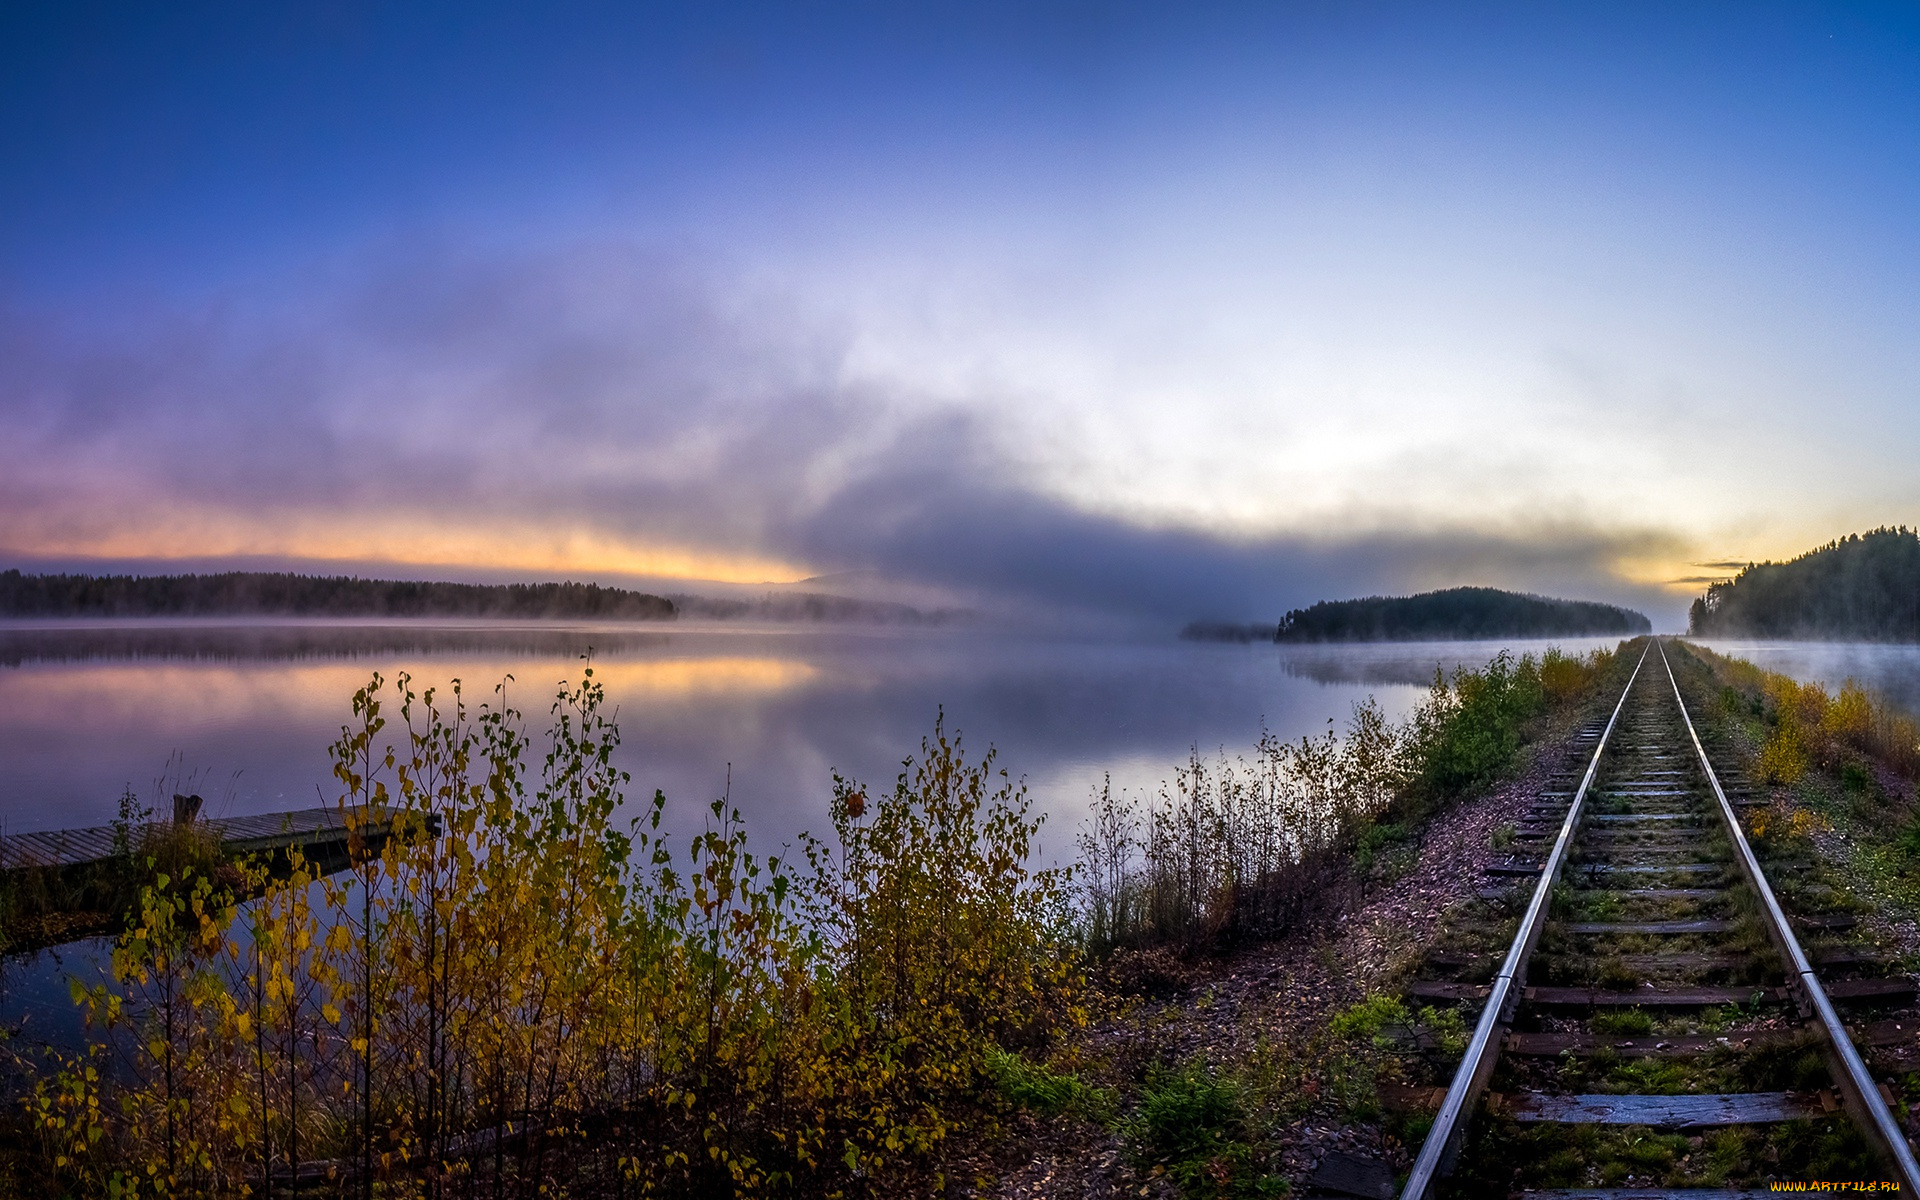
[19,623,1888,1051]
[0,620,1624,858]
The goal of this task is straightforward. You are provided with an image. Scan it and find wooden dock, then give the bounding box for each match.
[0,805,404,871]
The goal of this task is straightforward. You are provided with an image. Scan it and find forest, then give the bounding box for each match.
[1687,527,1920,640]
[1271,586,1649,642]
[0,571,676,622]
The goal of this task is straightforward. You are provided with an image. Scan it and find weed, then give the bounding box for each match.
[1592,1009,1653,1036]
[1122,1063,1285,1198]
[1355,821,1411,875]
[986,1047,1117,1123]
[1842,761,1873,793]
[1597,957,1638,990]
[1329,996,1411,1051]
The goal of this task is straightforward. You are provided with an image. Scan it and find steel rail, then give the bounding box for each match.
[1658,637,1920,1198]
[1399,640,1650,1199]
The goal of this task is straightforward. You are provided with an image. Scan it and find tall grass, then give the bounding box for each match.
[0,786,227,956]
[1080,645,1620,955]
[1677,641,1920,780]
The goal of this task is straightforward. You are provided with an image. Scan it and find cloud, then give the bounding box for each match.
[0,239,1691,626]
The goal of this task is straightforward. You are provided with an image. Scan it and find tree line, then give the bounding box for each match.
[1687,527,1920,641]
[0,570,675,621]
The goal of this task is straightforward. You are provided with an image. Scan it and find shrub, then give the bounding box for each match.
[1683,641,1920,778]
[1405,650,1546,799]
[801,714,1083,1173]
[1758,722,1809,785]
[1080,646,1621,955]
[1123,1063,1283,1198]
[1541,645,1613,706]
[25,669,1084,1197]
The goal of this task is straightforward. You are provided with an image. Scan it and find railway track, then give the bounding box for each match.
[1395,639,1920,1198]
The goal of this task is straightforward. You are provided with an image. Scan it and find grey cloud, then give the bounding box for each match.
[0,241,1689,627]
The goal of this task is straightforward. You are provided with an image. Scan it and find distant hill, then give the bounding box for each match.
[0,570,676,621]
[1687,527,1920,640]
[1271,586,1650,643]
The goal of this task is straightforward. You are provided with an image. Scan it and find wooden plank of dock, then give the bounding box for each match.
[1,805,396,870]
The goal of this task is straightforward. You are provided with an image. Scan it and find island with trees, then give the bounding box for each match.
[1687,526,1920,640]
[1185,586,1650,643]
[1275,587,1649,641]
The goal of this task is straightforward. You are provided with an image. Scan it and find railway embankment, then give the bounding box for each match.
[968,639,1920,1198]
[956,644,1642,1198]
[1400,641,1920,1195]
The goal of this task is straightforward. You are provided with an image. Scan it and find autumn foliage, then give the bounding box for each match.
[1681,642,1920,783]
[20,666,1078,1197]
[1079,645,1621,955]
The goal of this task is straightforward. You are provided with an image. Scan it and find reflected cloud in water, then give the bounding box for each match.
[0,623,1625,861]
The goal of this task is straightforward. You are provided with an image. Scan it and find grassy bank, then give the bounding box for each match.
[1081,644,1623,958]
[1667,639,1920,951]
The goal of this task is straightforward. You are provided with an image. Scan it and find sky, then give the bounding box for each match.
[4,1,1920,630]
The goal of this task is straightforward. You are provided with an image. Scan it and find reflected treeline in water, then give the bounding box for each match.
[1278,650,1448,687]
[0,622,672,667]
[1276,638,1631,688]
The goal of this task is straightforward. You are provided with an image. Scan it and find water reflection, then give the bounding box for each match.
[1274,640,1607,688]
[0,940,108,1052]
[0,624,1627,850]
[0,625,1634,1053]
[0,619,671,667]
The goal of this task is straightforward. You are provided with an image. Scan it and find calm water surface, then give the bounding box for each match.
[8,627,1917,1048]
[0,620,1625,850]
[1696,640,1920,713]
[0,621,1623,1046]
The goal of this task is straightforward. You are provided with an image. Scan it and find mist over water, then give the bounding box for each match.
[0,621,1619,852]
[1695,640,1920,715]
[0,622,1615,1048]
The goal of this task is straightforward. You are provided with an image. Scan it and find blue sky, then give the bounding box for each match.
[5,2,1920,627]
